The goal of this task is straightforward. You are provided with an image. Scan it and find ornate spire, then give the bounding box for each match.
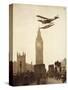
[36,27,42,41]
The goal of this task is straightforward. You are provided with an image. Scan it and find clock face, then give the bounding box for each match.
[37,42,41,48]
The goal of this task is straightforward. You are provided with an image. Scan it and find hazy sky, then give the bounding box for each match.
[13,4,66,69]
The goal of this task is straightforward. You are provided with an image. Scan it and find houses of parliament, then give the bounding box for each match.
[10,28,46,76]
[9,28,66,85]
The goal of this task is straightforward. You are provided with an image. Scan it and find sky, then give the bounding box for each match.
[13,4,66,69]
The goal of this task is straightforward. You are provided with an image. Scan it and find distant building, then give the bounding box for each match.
[61,58,66,73]
[17,52,26,74]
[26,63,34,72]
[48,64,54,77]
[48,64,54,72]
[55,61,61,73]
[13,61,17,75]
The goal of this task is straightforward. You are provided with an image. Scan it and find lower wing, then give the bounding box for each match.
[40,23,54,29]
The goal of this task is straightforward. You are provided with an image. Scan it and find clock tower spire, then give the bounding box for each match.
[36,28,43,64]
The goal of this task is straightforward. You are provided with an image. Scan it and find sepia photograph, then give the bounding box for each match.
[9,4,66,86]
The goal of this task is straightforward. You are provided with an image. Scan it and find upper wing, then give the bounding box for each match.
[54,16,59,19]
[36,15,48,19]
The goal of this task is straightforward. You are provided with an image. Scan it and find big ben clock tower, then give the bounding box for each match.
[34,28,46,81]
[36,28,43,64]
